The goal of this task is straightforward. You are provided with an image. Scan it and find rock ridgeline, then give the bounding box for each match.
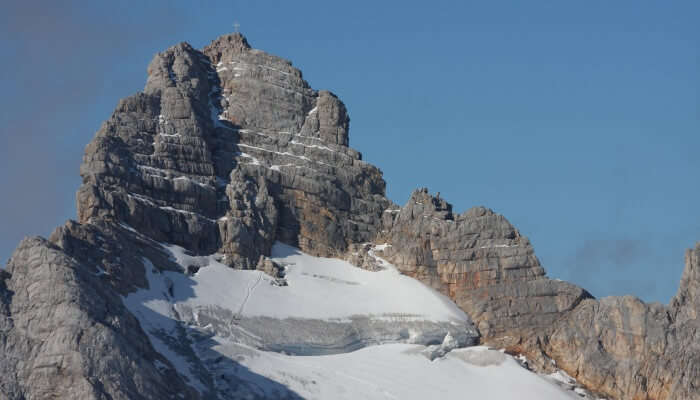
[0,33,697,399]
[379,189,699,399]
[377,188,591,341]
[78,33,389,270]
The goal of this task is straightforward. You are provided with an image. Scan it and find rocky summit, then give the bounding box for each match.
[1,33,698,399]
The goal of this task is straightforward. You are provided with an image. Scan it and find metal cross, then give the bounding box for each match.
[233,21,240,33]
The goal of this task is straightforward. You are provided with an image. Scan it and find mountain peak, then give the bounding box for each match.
[204,32,252,64]
[672,241,700,320]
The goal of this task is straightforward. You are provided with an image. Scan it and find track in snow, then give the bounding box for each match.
[232,271,263,323]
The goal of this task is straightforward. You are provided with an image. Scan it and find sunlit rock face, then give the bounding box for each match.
[78,33,389,269]
[378,188,591,341]
[378,188,700,399]
[544,244,700,400]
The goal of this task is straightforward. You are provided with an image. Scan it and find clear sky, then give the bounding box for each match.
[1,1,698,304]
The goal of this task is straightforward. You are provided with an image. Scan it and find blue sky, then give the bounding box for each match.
[1,1,698,303]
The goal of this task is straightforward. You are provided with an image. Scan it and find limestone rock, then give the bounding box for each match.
[378,188,592,342]
[77,41,221,254]
[256,256,285,280]
[542,246,700,399]
[77,33,389,269]
[672,242,700,322]
[219,169,278,269]
[377,188,699,399]
[0,236,200,400]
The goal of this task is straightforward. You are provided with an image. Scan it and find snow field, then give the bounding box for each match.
[122,241,596,399]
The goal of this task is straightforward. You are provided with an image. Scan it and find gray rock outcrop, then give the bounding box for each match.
[77,33,389,271]
[377,188,699,399]
[377,188,592,342]
[542,245,700,399]
[0,236,201,399]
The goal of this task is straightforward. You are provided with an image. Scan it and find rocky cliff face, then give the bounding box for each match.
[1,33,697,399]
[377,189,699,399]
[0,233,202,399]
[542,244,700,399]
[377,188,592,342]
[673,243,700,322]
[77,34,388,272]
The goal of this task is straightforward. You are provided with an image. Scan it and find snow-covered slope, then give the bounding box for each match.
[236,344,584,400]
[123,241,595,399]
[163,242,469,321]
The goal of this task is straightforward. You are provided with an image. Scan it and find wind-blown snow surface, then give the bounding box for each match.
[123,241,588,399]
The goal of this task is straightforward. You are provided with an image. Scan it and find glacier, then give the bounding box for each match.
[122,240,595,399]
